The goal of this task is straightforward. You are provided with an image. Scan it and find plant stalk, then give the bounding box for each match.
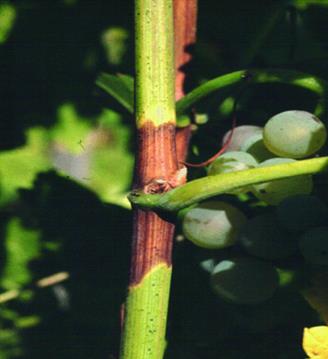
[176,69,328,116]
[174,0,197,162]
[129,156,328,212]
[119,1,180,358]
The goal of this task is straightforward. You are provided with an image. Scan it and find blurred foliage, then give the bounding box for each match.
[1,218,40,289]
[0,127,51,206]
[101,27,129,66]
[294,0,328,10]
[0,2,16,44]
[0,0,328,358]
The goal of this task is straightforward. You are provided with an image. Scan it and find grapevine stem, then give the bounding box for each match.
[129,156,328,212]
[119,1,181,358]
[176,69,328,116]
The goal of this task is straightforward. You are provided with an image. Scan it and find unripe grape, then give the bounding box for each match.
[210,257,279,305]
[299,227,328,265]
[239,213,297,260]
[208,151,258,175]
[276,195,328,233]
[222,125,263,152]
[208,152,257,194]
[240,132,274,162]
[252,158,313,205]
[182,200,247,249]
[263,110,327,159]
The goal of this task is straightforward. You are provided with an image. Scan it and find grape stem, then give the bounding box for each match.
[129,156,328,212]
[182,114,237,167]
[176,69,328,117]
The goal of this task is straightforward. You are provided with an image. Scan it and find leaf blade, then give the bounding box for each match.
[96,73,134,113]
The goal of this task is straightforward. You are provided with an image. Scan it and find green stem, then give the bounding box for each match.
[129,156,328,212]
[176,69,328,116]
[120,1,177,359]
[120,265,172,359]
[295,0,328,9]
[135,0,175,127]
[97,68,328,118]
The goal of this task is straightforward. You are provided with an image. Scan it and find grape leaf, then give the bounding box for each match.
[0,127,51,206]
[96,72,134,113]
[1,218,41,289]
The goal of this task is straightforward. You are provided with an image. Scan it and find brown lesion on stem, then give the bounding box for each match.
[130,210,175,285]
[130,121,182,285]
[175,125,192,164]
[174,0,198,162]
[128,1,198,286]
[134,122,179,190]
[174,0,198,102]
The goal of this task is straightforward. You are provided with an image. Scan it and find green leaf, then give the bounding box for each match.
[50,103,91,154]
[2,218,41,289]
[117,73,134,90]
[0,3,16,44]
[0,127,51,206]
[87,109,134,207]
[96,73,134,113]
[49,105,133,208]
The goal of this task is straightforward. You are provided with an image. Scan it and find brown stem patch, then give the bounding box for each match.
[130,121,180,285]
[129,0,198,286]
[174,0,198,101]
[176,125,192,163]
[130,209,175,285]
[174,0,197,162]
[134,122,178,189]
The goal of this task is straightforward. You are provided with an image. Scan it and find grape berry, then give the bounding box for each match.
[211,257,279,305]
[252,158,313,205]
[182,200,247,249]
[180,110,328,305]
[263,110,326,159]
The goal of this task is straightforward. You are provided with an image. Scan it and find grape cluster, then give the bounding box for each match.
[180,110,328,305]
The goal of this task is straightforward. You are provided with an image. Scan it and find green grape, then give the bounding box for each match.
[222,125,263,152]
[239,213,297,260]
[263,110,327,159]
[240,133,274,162]
[208,151,258,175]
[210,257,279,304]
[252,158,313,205]
[299,227,328,265]
[276,195,328,233]
[207,151,258,194]
[182,200,247,249]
